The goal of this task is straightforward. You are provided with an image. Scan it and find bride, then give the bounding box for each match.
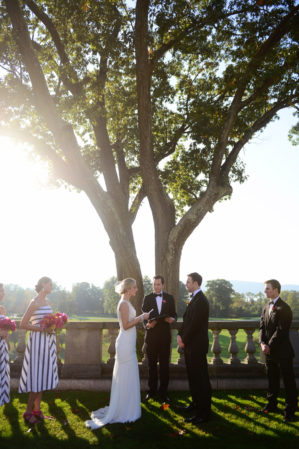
[85,278,150,429]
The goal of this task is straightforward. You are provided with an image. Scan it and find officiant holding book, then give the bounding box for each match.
[142,275,177,402]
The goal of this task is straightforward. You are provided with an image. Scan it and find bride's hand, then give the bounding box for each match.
[143,312,150,321]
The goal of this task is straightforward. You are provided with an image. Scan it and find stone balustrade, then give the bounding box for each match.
[8,320,299,390]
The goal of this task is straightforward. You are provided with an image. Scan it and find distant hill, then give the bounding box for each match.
[228,280,299,294]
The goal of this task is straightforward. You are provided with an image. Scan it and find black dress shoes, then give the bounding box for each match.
[284,414,296,422]
[144,393,156,402]
[184,415,210,425]
[177,403,195,413]
[260,405,279,413]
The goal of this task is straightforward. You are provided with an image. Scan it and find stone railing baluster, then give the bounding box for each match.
[244,328,257,364]
[211,329,223,365]
[10,328,26,377]
[56,332,63,375]
[141,340,148,367]
[9,320,298,385]
[177,345,185,366]
[228,329,240,365]
[107,328,118,366]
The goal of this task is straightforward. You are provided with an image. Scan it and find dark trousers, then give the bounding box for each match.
[266,356,298,414]
[146,334,171,397]
[185,347,211,419]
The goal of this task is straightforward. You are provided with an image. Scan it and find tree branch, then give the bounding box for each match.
[241,51,299,109]
[24,0,82,96]
[220,97,297,180]
[90,10,123,196]
[129,184,146,225]
[115,142,130,202]
[4,0,104,196]
[210,5,299,178]
[154,123,187,164]
[150,6,255,71]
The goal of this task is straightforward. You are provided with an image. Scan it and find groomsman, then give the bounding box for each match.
[142,275,176,402]
[260,279,298,422]
[177,272,211,425]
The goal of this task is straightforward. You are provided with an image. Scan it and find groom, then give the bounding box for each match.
[142,275,176,402]
[177,272,211,425]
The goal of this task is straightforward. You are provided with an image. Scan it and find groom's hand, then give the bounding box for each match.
[164,317,175,324]
[146,320,157,329]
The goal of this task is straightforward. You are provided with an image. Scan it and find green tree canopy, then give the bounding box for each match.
[206,278,235,317]
[1,1,298,309]
[71,282,104,315]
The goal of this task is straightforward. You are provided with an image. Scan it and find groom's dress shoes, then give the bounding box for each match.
[184,415,210,425]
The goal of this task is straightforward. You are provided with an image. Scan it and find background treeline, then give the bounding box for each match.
[2,278,299,319]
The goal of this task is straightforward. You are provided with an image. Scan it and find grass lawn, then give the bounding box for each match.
[0,391,298,449]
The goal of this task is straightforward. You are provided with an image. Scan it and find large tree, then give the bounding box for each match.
[0,1,298,310]
[205,278,235,317]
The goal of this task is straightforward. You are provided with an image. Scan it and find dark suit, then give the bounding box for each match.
[178,290,211,419]
[142,292,176,398]
[259,297,297,414]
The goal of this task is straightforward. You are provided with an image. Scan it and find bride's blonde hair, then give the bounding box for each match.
[115,278,136,294]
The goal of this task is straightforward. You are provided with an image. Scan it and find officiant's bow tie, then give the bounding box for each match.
[269,301,274,305]
[154,293,162,297]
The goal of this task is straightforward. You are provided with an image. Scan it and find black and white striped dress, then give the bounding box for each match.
[0,314,10,406]
[18,304,59,393]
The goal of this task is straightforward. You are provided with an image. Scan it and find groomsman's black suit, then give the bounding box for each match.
[142,292,176,399]
[260,297,297,415]
[178,290,211,420]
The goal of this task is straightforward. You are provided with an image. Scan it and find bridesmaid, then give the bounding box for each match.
[19,276,58,425]
[0,283,10,407]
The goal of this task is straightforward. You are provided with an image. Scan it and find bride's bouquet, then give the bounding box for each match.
[0,316,17,332]
[40,312,68,333]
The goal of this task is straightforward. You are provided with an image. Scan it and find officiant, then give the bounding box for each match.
[142,275,177,403]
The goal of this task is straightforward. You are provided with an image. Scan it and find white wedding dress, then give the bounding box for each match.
[85,299,141,429]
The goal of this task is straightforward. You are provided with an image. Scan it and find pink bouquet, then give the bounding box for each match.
[0,316,17,332]
[40,312,68,333]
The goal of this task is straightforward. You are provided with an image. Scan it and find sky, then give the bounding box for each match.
[0,108,298,290]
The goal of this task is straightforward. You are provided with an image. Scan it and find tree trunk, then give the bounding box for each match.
[155,183,232,304]
[159,242,182,305]
[84,185,144,312]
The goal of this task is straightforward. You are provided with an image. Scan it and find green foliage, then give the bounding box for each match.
[0,0,298,210]
[102,276,119,315]
[281,290,299,319]
[142,275,154,296]
[70,282,104,315]
[3,279,298,319]
[177,280,189,317]
[206,279,235,317]
[2,284,33,315]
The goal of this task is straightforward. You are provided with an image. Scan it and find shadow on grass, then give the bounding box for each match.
[0,391,298,449]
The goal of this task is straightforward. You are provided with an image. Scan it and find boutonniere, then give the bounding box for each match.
[162,300,166,303]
